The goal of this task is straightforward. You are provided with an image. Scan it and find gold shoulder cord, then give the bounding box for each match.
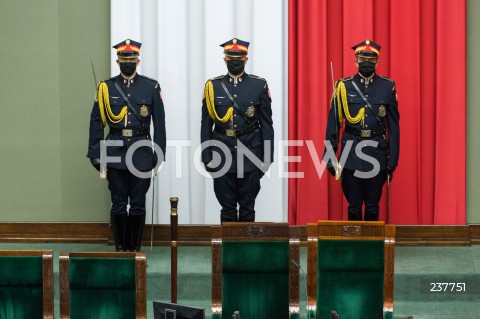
[336,81,364,126]
[330,81,343,126]
[97,82,128,126]
[204,80,233,123]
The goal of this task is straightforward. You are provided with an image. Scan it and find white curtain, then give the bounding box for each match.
[111,0,288,224]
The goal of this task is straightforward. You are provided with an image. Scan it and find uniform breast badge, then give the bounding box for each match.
[245,106,256,118]
[140,105,149,117]
[378,105,387,117]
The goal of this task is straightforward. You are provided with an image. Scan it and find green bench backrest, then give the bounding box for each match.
[69,257,136,319]
[0,256,44,318]
[317,240,385,319]
[222,241,290,319]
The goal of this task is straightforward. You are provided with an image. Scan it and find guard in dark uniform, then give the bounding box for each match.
[325,40,400,221]
[87,39,166,251]
[201,38,274,223]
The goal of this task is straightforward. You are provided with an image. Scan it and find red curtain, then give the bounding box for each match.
[288,0,466,225]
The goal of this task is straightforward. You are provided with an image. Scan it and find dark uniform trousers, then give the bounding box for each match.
[213,169,262,222]
[341,169,387,220]
[108,168,151,215]
[108,168,151,250]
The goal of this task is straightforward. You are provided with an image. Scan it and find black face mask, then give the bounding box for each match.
[358,61,376,77]
[120,62,137,76]
[227,59,245,76]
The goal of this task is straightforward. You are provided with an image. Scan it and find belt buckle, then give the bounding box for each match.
[360,130,371,138]
[122,129,133,137]
[226,129,236,137]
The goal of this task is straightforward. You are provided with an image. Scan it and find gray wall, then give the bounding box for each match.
[467,0,480,223]
[0,0,111,221]
[0,0,478,223]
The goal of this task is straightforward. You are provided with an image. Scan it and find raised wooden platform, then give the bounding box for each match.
[0,223,479,246]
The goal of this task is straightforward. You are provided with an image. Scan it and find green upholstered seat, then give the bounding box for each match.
[69,257,136,319]
[60,252,146,319]
[222,241,290,319]
[0,250,53,319]
[0,256,43,318]
[211,223,300,319]
[307,221,395,319]
[316,240,385,319]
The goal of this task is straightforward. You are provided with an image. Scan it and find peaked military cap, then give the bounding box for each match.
[352,39,381,57]
[113,39,141,57]
[220,38,249,57]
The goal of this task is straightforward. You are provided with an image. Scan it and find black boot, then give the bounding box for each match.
[348,212,362,221]
[129,213,146,252]
[220,214,238,224]
[364,212,379,221]
[111,213,127,251]
[238,211,255,222]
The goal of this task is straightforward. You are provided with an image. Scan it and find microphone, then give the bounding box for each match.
[290,259,311,318]
[232,311,241,319]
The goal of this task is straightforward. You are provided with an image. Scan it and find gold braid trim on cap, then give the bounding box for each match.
[336,81,364,125]
[204,80,233,123]
[98,82,128,125]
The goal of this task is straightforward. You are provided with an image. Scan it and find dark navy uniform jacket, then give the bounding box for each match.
[201,73,274,173]
[87,73,166,172]
[325,73,400,172]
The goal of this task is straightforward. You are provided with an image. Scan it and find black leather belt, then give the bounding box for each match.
[345,126,386,138]
[109,128,150,138]
[214,121,260,138]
